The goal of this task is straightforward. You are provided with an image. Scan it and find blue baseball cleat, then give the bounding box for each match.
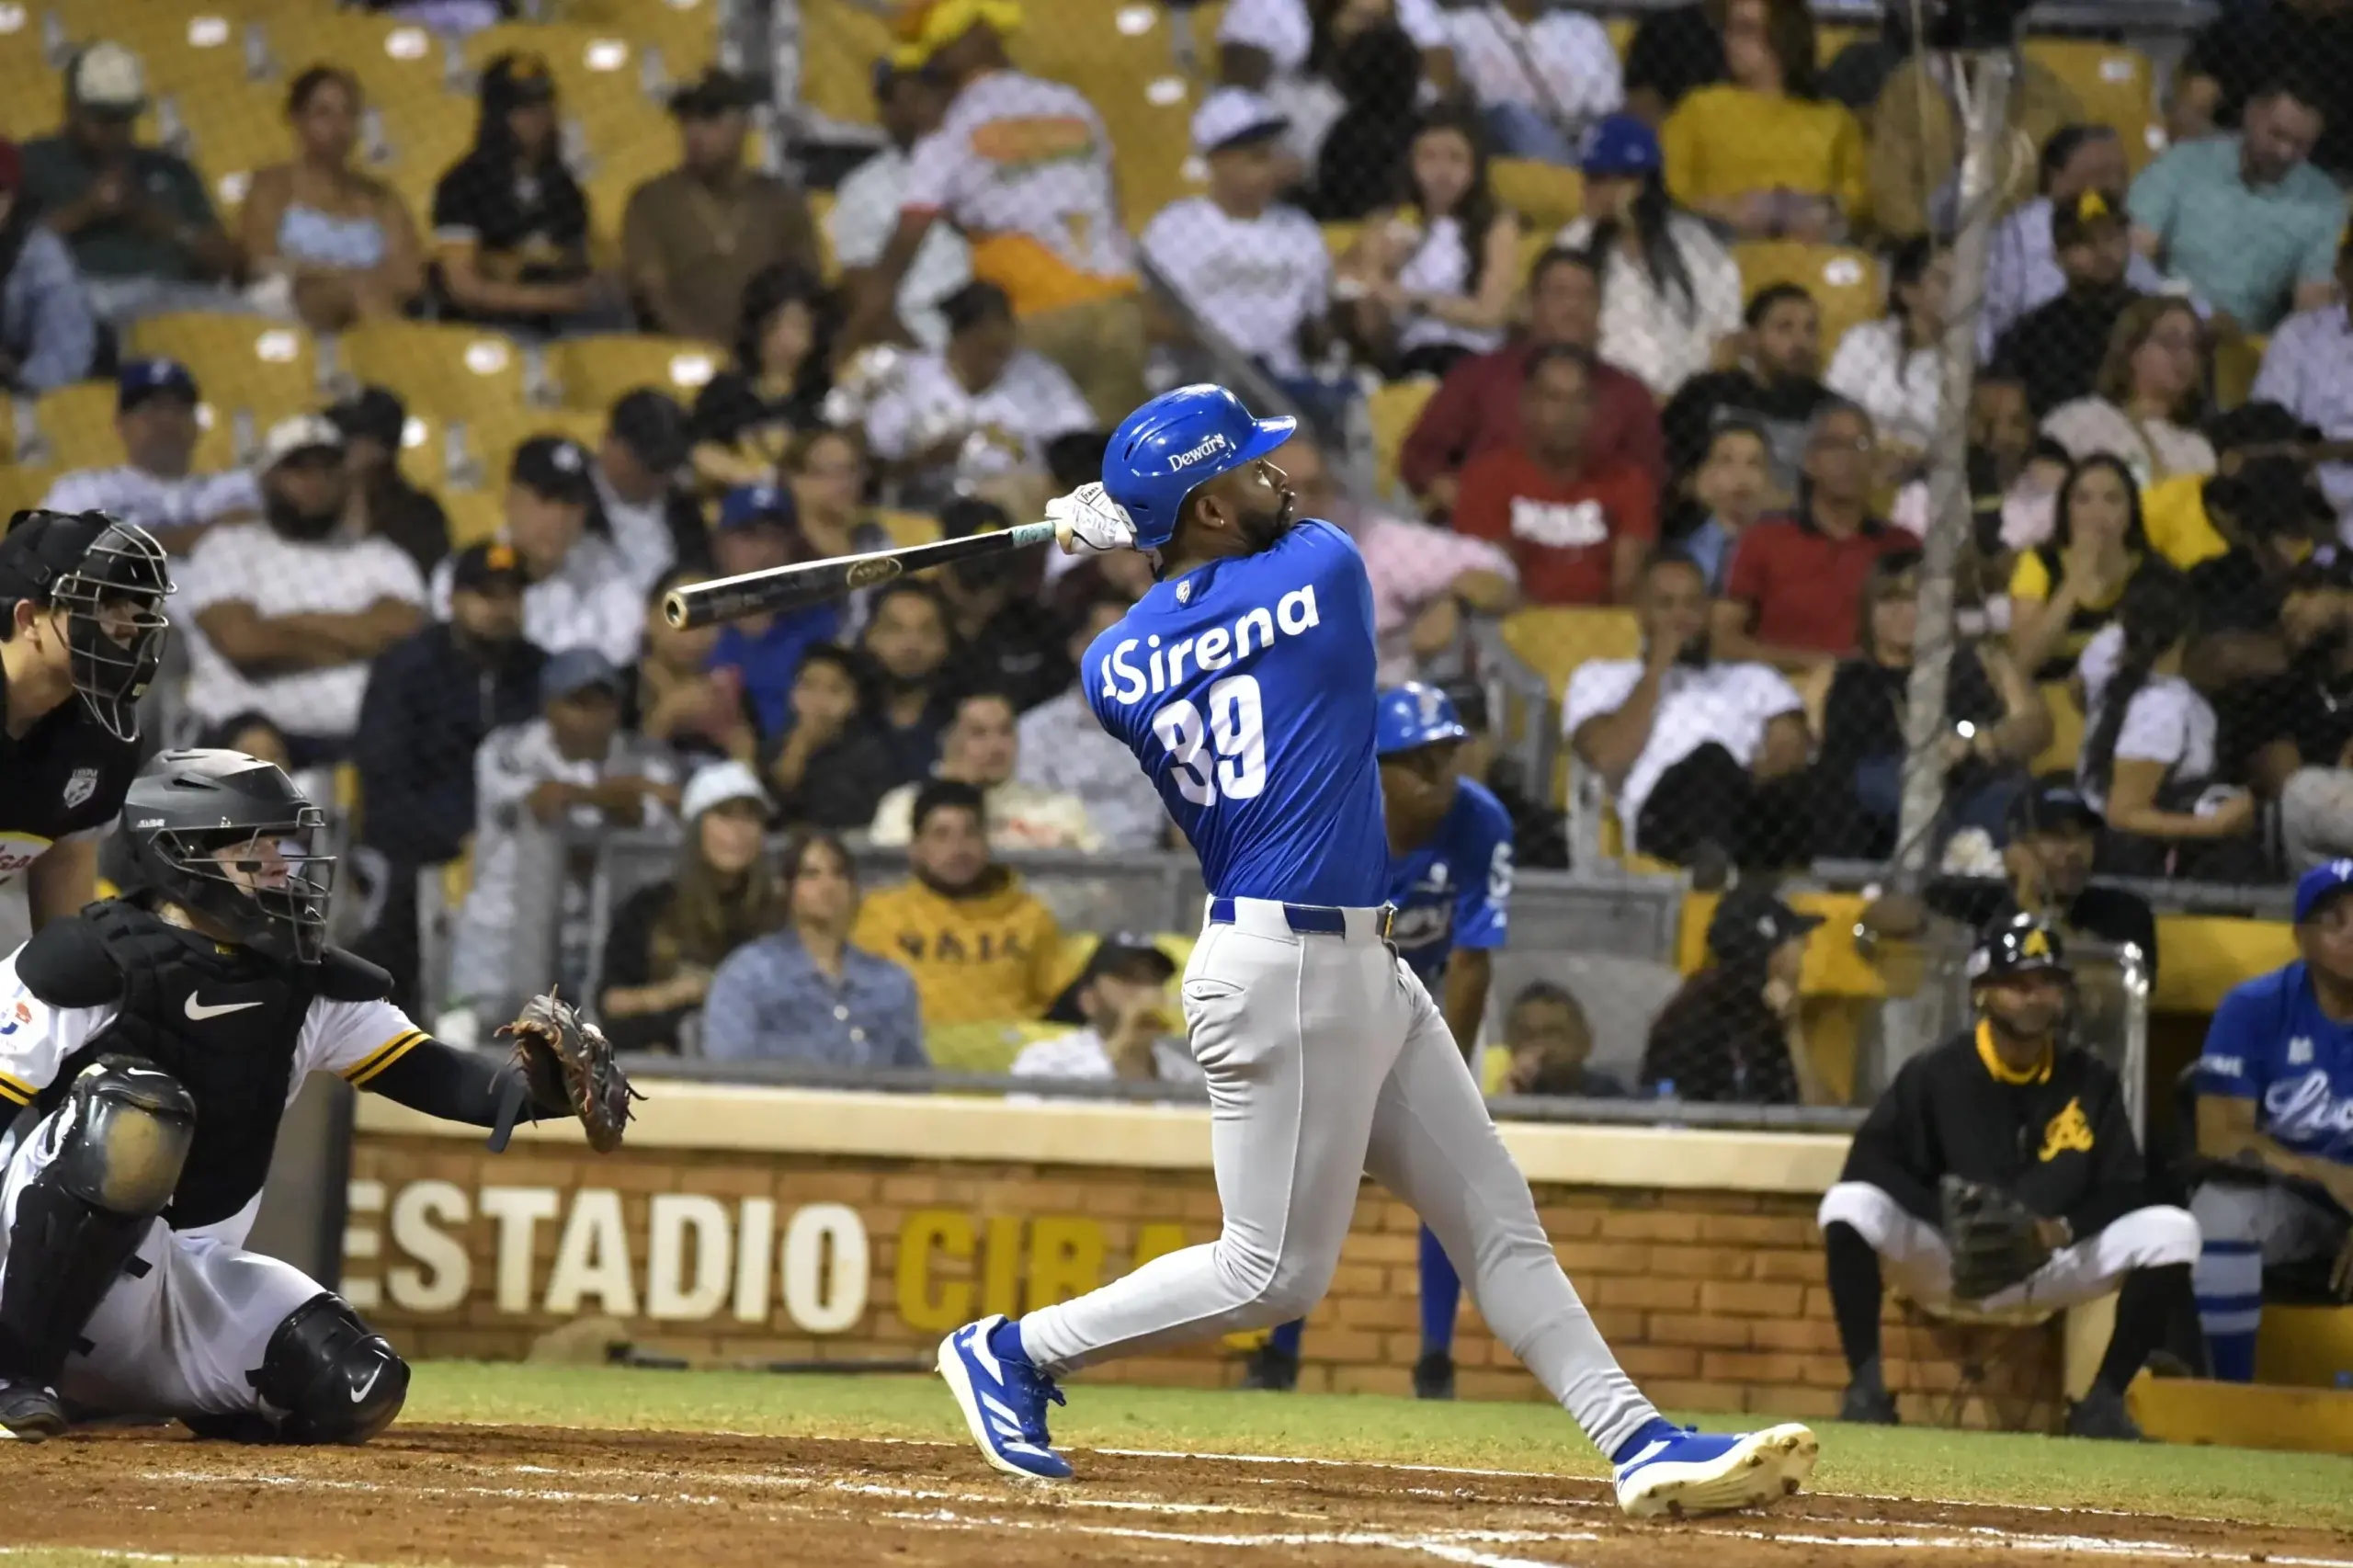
[1612,1422,1818,1518]
[937,1315,1074,1480]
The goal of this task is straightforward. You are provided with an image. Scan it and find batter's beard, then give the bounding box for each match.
[1236,488,1298,552]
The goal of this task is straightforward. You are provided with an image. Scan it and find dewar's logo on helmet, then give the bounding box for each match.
[1099,585,1321,706]
[1166,432,1232,472]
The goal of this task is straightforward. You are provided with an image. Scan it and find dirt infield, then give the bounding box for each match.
[9,1423,2339,1566]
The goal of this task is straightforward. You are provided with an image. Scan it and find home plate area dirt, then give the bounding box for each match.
[11,1425,2339,1567]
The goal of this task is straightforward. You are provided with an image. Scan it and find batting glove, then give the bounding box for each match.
[1047,483,1137,555]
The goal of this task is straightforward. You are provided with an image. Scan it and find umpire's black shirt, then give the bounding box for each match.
[0,661,140,886]
[1841,1023,2148,1240]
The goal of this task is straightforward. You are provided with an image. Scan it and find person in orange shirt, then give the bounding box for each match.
[1451,346,1657,605]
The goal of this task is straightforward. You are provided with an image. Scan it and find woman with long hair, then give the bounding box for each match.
[1336,107,1525,379]
[784,425,886,563]
[597,762,790,1052]
[1659,0,1866,241]
[1813,550,2050,858]
[241,66,425,332]
[2076,567,2259,876]
[2006,453,2152,682]
[427,51,597,333]
[1640,887,1829,1105]
[1824,236,1950,463]
[1555,112,1742,399]
[2042,297,2216,488]
[699,827,925,1065]
[689,261,835,488]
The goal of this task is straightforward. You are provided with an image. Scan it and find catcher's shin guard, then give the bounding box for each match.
[244,1293,409,1445]
[0,1060,196,1381]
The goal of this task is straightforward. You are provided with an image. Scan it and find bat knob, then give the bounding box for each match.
[661,591,691,630]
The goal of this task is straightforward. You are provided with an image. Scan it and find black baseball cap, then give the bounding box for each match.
[670,67,755,118]
[2006,781,2103,839]
[118,358,199,412]
[450,540,528,596]
[511,434,598,504]
[1705,887,1822,968]
[2207,399,2321,454]
[1043,932,1178,1025]
[608,387,691,473]
[481,51,557,109]
[327,385,408,449]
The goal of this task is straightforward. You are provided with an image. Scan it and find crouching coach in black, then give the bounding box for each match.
[1815,915,2200,1439]
[0,748,632,1441]
[0,508,172,926]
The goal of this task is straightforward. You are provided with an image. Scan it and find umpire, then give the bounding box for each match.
[1816,914,2200,1438]
[0,508,172,927]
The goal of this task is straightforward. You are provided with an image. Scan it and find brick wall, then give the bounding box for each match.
[345,1134,2061,1429]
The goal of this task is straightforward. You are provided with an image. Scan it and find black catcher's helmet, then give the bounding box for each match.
[115,750,335,963]
[0,508,173,742]
[1966,913,2072,985]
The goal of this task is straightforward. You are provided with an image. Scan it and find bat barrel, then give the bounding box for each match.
[660,521,1059,631]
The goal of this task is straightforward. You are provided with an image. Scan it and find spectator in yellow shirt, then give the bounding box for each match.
[851,778,1063,1029]
[1660,0,1868,241]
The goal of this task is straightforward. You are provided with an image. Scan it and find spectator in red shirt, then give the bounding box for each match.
[1713,401,1912,671]
[1453,347,1656,606]
[1398,248,1665,516]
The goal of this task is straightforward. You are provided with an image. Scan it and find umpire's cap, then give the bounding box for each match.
[1968,913,2071,983]
[1375,682,1469,756]
[1102,384,1294,551]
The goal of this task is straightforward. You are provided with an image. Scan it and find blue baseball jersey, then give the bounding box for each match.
[2197,960,2353,1165]
[1083,518,1387,906]
[1387,778,1515,984]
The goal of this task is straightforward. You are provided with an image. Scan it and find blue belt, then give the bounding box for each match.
[1208,898,1394,938]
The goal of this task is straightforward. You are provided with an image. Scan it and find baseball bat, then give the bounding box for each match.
[662,521,1059,630]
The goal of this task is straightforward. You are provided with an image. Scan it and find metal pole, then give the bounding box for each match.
[1892,48,2016,897]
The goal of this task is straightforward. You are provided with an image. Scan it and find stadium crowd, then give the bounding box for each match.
[0,0,2347,1102]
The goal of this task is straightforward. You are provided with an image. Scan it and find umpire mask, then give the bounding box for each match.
[0,510,174,743]
[118,750,337,964]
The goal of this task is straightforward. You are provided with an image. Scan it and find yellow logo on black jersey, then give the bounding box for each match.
[2039,1096,2093,1161]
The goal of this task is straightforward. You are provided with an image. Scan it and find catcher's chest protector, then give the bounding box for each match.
[21,904,319,1229]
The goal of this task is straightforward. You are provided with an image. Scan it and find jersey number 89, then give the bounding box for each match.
[1153,675,1267,806]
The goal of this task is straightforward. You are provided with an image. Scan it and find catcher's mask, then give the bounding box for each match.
[1966,913,2074,1038]
[0,509,174,742]
[116,750,336,964]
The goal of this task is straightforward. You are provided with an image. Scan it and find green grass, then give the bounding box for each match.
[404,1361,2353,1531]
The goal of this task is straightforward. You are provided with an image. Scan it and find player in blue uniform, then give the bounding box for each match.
[1250,682,1516,1399]
[2190,859,2353,1381]
[933,384,1817,1517]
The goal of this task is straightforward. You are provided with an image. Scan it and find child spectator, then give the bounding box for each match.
[706,484,841,741]
[1500,982,1624,1096]
[1642,886,1828,1103]
[764,642,903,831]
[1678,421,1773,593]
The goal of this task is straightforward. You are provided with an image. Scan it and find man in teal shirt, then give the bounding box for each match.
[2128,75,2342,333]
[21,43,238,321]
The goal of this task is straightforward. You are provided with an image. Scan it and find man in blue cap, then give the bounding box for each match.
[708,483,838,740]
[1247,679,1518,1399]
[935,382,1817,1517]
[2190,859,2353,1381]
[40,358,259,556]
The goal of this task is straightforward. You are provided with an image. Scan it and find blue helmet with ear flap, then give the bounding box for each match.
[1374,683,1468,756]
[1099,384,1295,551]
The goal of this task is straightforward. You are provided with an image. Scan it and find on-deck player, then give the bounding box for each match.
[1249,681,1515,1400]
[935,383,1817,1517]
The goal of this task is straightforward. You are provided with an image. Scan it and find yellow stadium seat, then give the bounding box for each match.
[1606,17,1634,58]
[545,334,723,412]
[171,79,294,222]
[0,463,58,519]
[1367,377,1437,505]
[2212,329,2267,413]
[1500,606,1641,703]
[1012,0,1177,94]
[2031,680,2084,777]
[337,319,529,428]
[808,189,836,280]
[364,98,477,224]
[876,508,942,549]
[1815,24,1864,62]
[2023,39,2163,171]
[440,487,506,550]
[463,406,608,491]
[797,0,893,125]
[1097,83,1201,234]
[558,0,722,78]
[125,313,321,414]
[1320,222,1362,267]
[390,409,455,492]
[1491,158,1583,231]
[1733,241,1883,363]
[260,8,447,109]
[54,3,253,95]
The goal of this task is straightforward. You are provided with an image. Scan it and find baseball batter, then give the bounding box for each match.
[1252,681,1515,1400]
[937,384,1817,1517]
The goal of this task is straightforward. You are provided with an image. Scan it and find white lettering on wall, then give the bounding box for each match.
[544,1188,638,1316]
[781,1202,870,1334]
[734,1197,776,1324]
[387,1180,471,1312]
[480,1187,561,1314]
[646,1194,733,1321]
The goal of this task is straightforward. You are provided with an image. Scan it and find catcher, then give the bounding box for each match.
[0,749,632,1442]
[1815,914,2199,1439]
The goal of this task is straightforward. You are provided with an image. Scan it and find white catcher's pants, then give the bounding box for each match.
[1017,898,1659,1458]
[1818,1181,2200,1319]
[0,1106,324,1419]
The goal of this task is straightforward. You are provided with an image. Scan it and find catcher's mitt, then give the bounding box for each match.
[488,990,641,1153]
[1939,1174,2052,1302]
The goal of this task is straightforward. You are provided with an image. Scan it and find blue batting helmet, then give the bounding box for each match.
[1101,384,1296,551]
[1374,682,1469,756]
